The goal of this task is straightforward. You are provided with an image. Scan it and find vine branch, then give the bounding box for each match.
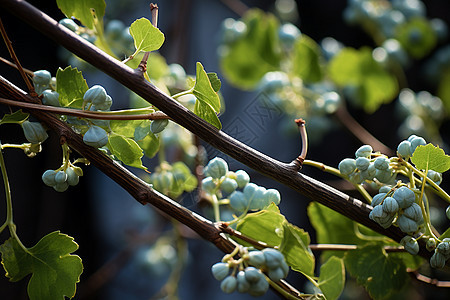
[0,0,435,263]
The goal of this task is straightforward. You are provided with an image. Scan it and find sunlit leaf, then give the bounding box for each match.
[56,0,105,29]
[56,66,88,108]
[411,144,450,173]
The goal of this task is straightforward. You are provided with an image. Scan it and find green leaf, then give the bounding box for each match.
[207,73,221,92]
[220,9,281,89]
[56,0,105,29]
[318,257,345,300]
[110,120,144,138]
[411,143,450,173]
[56,66,89,108]
[308,202,381,261]
[236,209,285,247]
[194,100,222,130]
[292,35,323,82]
[0,231,83,300]
[129,18,165,54]
[344,244,408,300]
[193,62,221,112]
[107,133,146,169]
[279,223,315,276]
[137,133,159,158]
[134,120,151,141]
[395,17,437,59]
[328,47,398,113]
[0,110,29,125]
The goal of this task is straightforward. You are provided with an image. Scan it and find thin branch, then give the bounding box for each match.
[334,105,394,156]
[0,0,435,262]
[0,97,170,120]
[291,118,307,170]
[0,18,34,94]
[407,269,450,287]
[0,56,34,75]
[309,244,406,252]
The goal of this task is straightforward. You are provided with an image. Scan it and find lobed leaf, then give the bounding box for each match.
[193,62,221,112]
[0,231,83,300]
[411,143,450,173]
[0,110,29,125]
[194,100,222,130]
[344,244,408,300]
[107,133,146,169]
[292,35,323,82]
[318,256,345,300]
[279,223,315,276]
[328,47,398,113]
[56,0,105,29]
[56,66,89,108]
[129,18,165,54]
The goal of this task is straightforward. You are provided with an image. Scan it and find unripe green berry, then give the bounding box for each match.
[235,170,250,188]
[220,276,237,294]
[21,121,48,144]
[42,170,57,187]
[54,170,68,184]
[205,157,228,179]
[65,167,79,186]
[211,262,230,281]
[83,125,109,148]
[355,145,372,158]
[41,90,60,107]
[33,70,51,85]
[83,85,107,106]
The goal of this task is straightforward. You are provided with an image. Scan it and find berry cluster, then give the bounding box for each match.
[211,247,289,296]
[201,157,281,216]
[148,161,197,199]
[338,135,428,185]
[369,185,423,234]
[344,0,445,61]
[430,238,450,269]
[42,165,82,192]
[32,70,57,96]
[395,89,445,140]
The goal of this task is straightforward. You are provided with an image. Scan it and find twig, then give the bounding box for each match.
[0,56,34,75]
[218,222,276,249]
[334,105,394,156]
[291,118,307,170]
[309,244,405,252]
[407,269,450,287]
[0,18,35,95]
[137,4,158,74]
[0,97,170,120]
[0,0,436,262]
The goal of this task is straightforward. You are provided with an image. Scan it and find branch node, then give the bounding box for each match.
[290,118,308,171]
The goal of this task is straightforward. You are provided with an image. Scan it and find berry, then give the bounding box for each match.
[397,215,418,233]
[21,121,48,144]
[248,251,266,268]
[437,241,450,256]
[382,197,399,214]
[379,185,391,194]
[236,271,250,293]
[83,125,109,148]
[83,85,107,106]
[355,145,372,158]
[211,262,230,281]
[426,238,437,251]
[105,20,125,40]
[371,192,387,207]
[263,189,281,206]
[400,236,419,255]
[33,70,51,85]
[430,251,446,269]
[393,186,416,208]
[409,135,426,154]
[55,170,68,184]
[397,140,412,159]
[229,191,248,212]
[427,170,442,185]
[355,157,370,171]
[259,71,289,93]
[201,177,216,193]
[94,95,112,111]
[262,248,285,269]
[65,167,79,186]
[402,203,423,222]
[278,23,301,48]
[244,267,263,283]
[375,169,395,184]
[41,90,60,107]
[59,18,79,32]
[248,186,267,210]
[150,119,169,134]
[54,181,69,192]
[267,267,285,282]
[220,178,238,195]
[235,170,250,188]
[446,205,450,220]
[204,157,228,179]
[338,158,357,175]
[220,275,237,294]
[374,157,389,170]
[247,276,269,297]
[42,170,57,186]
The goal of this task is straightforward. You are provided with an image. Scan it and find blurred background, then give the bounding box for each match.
[1,0,450,299]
